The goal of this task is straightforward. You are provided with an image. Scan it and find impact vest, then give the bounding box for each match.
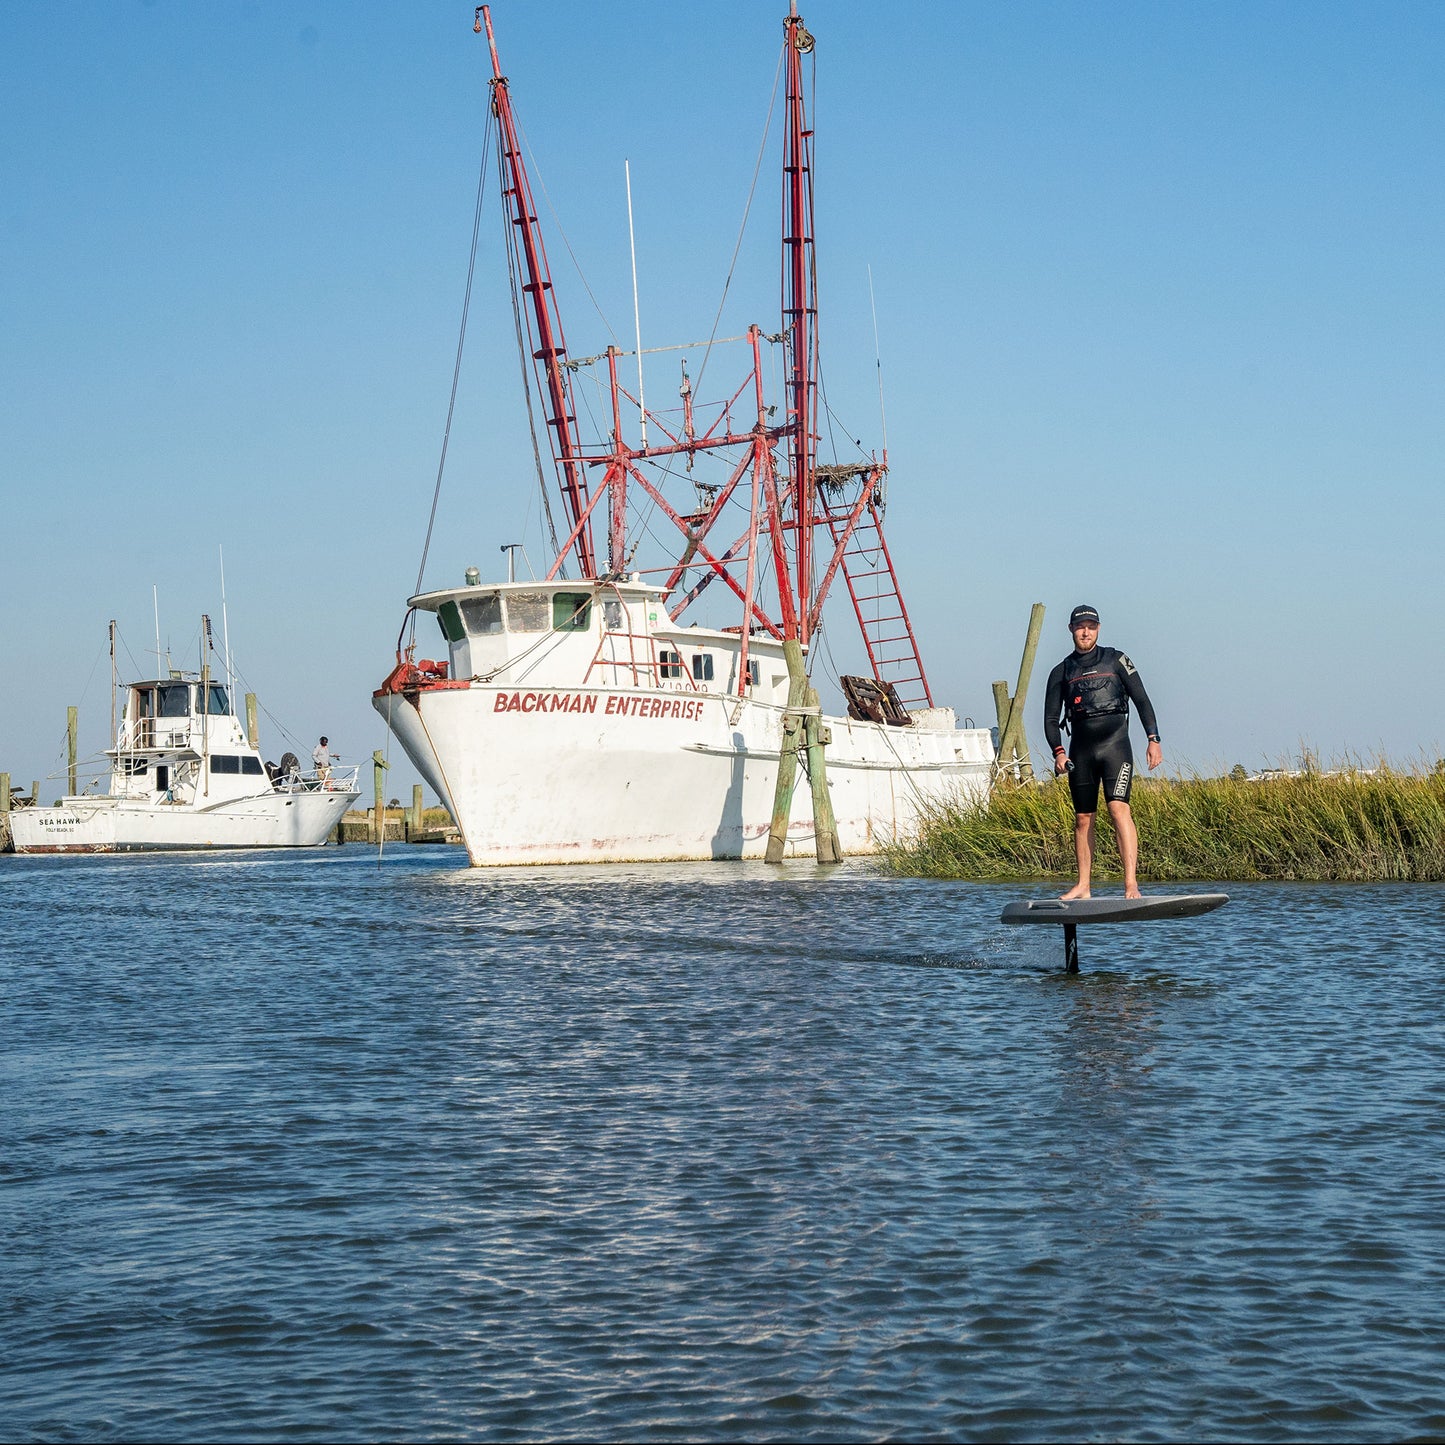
[1063,649,1131,722]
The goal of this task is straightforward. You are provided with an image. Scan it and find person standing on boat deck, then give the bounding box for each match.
[1042,605,1162,901]
[312,737,335,781]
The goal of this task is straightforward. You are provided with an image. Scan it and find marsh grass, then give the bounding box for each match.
[883,764,1445,882]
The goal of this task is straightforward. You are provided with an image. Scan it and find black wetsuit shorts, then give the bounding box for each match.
[1068,714,1134,814]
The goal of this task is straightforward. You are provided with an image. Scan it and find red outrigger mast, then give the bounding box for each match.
[477,3,934,707]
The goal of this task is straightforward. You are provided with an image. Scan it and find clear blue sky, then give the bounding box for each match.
[4,1,1444,801]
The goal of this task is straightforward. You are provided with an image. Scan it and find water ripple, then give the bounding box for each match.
[2,852,1444,1441]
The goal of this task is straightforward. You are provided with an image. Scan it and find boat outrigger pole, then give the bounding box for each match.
[477,5,598,579]
[782,3,817,646]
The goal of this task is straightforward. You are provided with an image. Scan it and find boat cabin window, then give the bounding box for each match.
[747,659,760,686]
[241,757,264,775]
[460,593,503,635]
[121,758,148,777]
[691,653,714,682]
[659,648,683,679]
[206,685,230,716]
[210,755,242,774]
[157,683,191,717]
[436,601,466,644]
[552,592,591,632]
[602,598,625,630]
[506,591,550,633]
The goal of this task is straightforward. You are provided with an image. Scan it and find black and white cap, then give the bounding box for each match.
[1069,604,1100,627]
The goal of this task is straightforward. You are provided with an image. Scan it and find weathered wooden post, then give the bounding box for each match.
[67,706,78,797]
[245,693,259,750]
[765,638,810,863]
[411,784,424,839]
[31,781,39,808]
[1,774,10,814]
[371,749,390,843]
[0,774,9,854]
[994,604,1045,782]
[991,680,1012,739]
[803,686,841,863]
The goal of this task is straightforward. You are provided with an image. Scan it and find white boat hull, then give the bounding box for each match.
[376,683,990,866]
[9,789,355,854]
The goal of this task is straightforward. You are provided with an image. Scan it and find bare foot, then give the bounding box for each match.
[1060,884,1091,901]
[1124,886,1142,899]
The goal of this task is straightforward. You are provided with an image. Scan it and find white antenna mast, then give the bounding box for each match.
[152,584,162,674]
[218,544,235,712]
[626,158,647,448]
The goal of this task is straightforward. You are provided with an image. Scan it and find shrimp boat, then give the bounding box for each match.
[12,619,359,854]
[374,5,993,865]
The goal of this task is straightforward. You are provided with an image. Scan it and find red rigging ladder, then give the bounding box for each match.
[473,3,934,709]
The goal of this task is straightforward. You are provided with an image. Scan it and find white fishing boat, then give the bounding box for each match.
[13,621,359,854]
[374,5,994,866]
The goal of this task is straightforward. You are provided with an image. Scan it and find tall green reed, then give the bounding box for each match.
[883,764,1445,882]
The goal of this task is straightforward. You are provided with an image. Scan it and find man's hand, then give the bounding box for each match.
[1054,748,1068,776]
[1146,739,1162,771]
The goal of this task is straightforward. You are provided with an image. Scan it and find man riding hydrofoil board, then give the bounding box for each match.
[1042,605,1162,900]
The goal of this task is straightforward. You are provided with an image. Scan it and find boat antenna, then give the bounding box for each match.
[109,619,117,747]
[152,584,161,674]
[219,543,235,712]
[867,264,889,462]
[625,158,647,449]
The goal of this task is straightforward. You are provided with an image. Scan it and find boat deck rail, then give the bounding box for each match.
[272,766,360,795]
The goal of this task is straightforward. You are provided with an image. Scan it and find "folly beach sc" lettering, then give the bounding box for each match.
[493,691,706,721]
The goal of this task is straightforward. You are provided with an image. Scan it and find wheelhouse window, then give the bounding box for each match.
[659,648,683,680]
[747,659,761,686]
[602,598,625,630]
[437,600,466,644]
[506,591,550,633]
[460,593,503,635]
[691,653,714,682]
[206,685,230,716]
[209,755,242,774]
[157,683,191,717]
[121,758,148,777]
[552,592,591,631]
[241,757,264,775]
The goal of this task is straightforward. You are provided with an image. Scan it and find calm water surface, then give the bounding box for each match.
[2,848,1443,1442]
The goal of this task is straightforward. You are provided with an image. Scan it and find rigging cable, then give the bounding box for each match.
[500,147,566,572]
[412,107,496,637]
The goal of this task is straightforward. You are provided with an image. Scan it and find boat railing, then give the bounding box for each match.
[271,765,360,795]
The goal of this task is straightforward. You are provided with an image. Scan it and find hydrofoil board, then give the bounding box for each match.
[1001,893,1229,926]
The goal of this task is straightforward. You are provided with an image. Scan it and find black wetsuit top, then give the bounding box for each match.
[1043,645,1159,812]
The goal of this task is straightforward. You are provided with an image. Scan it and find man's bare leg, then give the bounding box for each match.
[1108,799,1141,897]
[1060,811,1095,900]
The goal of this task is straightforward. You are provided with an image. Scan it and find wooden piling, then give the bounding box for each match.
[371,749,390,843]
[765,639,810,863]
[67,706,78,798]
[1,774,10,814]
[411,784,423,839]
[803,686,841,863]
[991,680,1011,738]
[995,604,1045,782]
[245,693,259,750]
